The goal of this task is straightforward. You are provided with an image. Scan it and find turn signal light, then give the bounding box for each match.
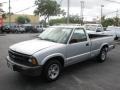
[28,57,38,65]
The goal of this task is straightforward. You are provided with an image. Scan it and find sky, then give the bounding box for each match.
[1,0,120,21]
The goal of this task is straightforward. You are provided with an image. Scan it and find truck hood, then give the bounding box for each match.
[10,39,59,55]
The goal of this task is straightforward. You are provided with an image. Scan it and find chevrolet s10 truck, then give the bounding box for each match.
[6,25,115,81]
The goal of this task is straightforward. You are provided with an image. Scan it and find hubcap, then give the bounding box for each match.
[48,64,60,79]
[101,50,106,60]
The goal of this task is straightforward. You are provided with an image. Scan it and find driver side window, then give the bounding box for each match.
[69,28,87,44]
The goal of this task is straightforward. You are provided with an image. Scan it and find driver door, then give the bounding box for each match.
[66,28,91,65]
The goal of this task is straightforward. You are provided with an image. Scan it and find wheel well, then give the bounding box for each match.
[101,44,108,51]
[102,45,108,49]
[44,56,64,67]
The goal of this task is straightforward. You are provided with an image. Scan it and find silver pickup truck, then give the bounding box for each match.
[6,25,115,81]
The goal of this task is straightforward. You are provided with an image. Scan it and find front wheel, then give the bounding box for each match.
[97,47,108,63]
[42,60,62,82]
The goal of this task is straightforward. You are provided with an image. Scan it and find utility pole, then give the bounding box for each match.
[80,1,84,25]
[9,0,11,27]
[116,10,119,26]
[67,0,70,24]
[101,5,104,24]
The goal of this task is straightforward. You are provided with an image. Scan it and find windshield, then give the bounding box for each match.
[38,27,73,44]
[85,25,97,31]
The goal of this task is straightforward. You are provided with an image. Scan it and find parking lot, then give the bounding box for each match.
[0,34,120,90]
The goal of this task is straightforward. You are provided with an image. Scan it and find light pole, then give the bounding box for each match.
[80,1,84,25]
[67,0,70,24]
[9,0,11,27]
[116,10,119,26]
[101,5,104,24]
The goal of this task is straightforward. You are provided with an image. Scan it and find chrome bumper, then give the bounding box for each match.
[6,56,42,76]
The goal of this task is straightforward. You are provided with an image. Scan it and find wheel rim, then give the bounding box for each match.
[101,50,106,61]
[48,64,60,79]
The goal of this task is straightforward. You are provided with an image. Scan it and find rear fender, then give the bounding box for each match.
[100,43,108,51]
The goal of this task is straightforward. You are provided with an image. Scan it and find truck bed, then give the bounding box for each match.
[88,34,112,39]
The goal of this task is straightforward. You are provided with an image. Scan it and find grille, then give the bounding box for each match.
[8,50,33,66]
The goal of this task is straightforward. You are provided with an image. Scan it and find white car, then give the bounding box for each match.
[84,24,104,34]
[19,26,25,33]
[104,26,120,40]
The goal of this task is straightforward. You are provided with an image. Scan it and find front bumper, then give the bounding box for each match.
[6,56,42,76]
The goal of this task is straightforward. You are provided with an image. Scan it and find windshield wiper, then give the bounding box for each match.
[38,37,56,42]
[43,38,56,42]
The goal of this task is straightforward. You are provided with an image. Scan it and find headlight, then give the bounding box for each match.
[28,57,38,65]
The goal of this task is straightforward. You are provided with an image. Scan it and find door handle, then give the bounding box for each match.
[86,43,89,46]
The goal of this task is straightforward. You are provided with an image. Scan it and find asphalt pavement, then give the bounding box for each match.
[0,34,120,90]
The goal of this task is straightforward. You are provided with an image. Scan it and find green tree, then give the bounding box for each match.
[113,17,119,26]
[34,0,64,26]
[102,18,114,27]
[16,16,30,24]
[0,8,6,19]
[0,3,14,19]
[2,13,7,19]
[1,12,14,20]
[49,15,81,26]
[69,15,81,24]
[49,18,65,26]
[101,16,120,27]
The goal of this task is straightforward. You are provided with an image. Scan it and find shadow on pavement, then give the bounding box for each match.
[16,58,100,84]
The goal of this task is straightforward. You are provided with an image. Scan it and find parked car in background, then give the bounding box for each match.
[35,25,44,33]
[12,25,25,33]
[84,24,104,34]
[25,26,37,33]
[23,24,36,33]
[0,26,2,33]
[6,25,115,81]
[104,26,120,40]
[19,26,25,33]
[2,25,11,33]
[13,26,19,33]
[10,26,18,33]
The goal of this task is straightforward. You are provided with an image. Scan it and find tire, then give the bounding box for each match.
[115,36,118,40]
[97,47,108,63]
[42,60,62,82]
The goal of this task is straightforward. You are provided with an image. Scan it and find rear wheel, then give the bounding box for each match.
[97,47,108,63]
[42,60,62,82]
[115,36,118,40]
